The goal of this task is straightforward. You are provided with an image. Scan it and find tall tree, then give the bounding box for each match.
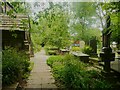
[70,2,101,44]
[98,1,120,49]
[32,3,71,49]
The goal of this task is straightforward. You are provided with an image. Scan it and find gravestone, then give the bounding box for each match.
[80,41,85,49]
[89,37,97,56]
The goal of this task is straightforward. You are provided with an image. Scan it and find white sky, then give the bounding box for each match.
[28,2,49,15]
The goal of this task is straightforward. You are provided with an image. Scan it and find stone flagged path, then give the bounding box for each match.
[25,48,57,89]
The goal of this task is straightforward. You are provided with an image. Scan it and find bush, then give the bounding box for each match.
[82,45,93,55]
[71,46,80,52]
[47,54,112,89]
[47,50,57,55]
[45,46,58,50]
[2,47,31,86]
[47,56,63,67]
[44,46,59,55]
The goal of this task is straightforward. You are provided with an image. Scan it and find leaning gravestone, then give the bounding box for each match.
[80,41,85,49]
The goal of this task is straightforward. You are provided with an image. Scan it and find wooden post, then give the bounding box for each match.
[28,15,34,57]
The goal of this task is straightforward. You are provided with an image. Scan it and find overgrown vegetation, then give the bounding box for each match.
[44,46,59,55]
[31,33,42,53]
[82,45,93,55]
[2,47,31,86]
[71,46,81,52]
[1,1,120,88]
[31,21,42,53]
[47,54,112,89]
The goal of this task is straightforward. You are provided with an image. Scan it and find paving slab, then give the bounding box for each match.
[25,48,57,89]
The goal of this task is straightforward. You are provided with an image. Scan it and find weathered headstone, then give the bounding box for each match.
[89,37,97,56]
[80,41,85,49]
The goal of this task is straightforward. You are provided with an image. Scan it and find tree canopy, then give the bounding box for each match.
[69,2,101,44]
[2,1,119,50]
[31,3,70,49]
[98,1,120,48]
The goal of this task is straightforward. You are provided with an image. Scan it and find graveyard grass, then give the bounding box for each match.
[47,54,112,89]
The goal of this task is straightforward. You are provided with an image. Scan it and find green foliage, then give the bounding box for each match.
[45,46,58,50]
[33,45,41,53]
[71,46,81,52]
[33,4,71,49]
[44,46,59,55]
[70,2,101,44]
[2,47,31,86]
[82,46,93,55]
[47,50,57,55]
[47,56,63,67]
[72,2,96,18]
[84,29,101,43]
[31,31,42,53]
[30,4,71,51]
[99,2,120,48]
[1,2,30,16]
[47,54,112,88]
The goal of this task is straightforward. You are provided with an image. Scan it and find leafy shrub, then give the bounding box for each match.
[31,33,42,53]
[48,47,58,50]
[47,50,57,55]
[2,47,31,86]
[71,46,80,52]
[82,45,93,55]
[45,46,58,50]
[47,54,112,89]
[52,62,65,83]
[47,56,63,67]
[45,46,59,55]
[34,45,41,53]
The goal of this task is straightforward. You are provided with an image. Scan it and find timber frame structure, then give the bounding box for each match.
[0,2,34,57]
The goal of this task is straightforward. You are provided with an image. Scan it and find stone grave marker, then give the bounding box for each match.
[89,37,97,56]
[80,41,85,49]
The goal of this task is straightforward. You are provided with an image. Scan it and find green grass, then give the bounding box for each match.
[47,54,112,89]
